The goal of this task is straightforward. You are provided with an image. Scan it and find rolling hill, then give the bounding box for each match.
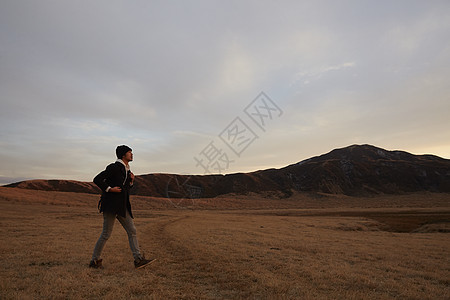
[5,144,450,198]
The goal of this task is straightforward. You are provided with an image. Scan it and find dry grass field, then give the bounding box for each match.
[1,187,449,299]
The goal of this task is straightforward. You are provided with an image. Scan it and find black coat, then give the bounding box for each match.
[93,161,134,218]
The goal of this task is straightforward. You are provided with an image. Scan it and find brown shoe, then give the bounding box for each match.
[89,259,103,269]
[134,256,156,269]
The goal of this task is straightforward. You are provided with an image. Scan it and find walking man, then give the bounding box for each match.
[89,145,154,269]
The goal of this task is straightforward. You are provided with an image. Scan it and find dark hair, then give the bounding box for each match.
[116,145,132,159]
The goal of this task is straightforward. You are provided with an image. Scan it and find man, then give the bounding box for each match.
[89,145,154,269]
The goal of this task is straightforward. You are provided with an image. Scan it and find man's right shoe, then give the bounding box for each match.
[89,259,103,269]
[134,256,156,269]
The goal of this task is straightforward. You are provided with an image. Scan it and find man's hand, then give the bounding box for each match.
[109,187,122,193]
[130,172,135,184]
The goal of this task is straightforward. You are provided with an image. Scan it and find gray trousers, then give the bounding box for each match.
[92,211,142,261]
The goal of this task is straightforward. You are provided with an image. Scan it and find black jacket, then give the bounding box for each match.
[93,161,134,218]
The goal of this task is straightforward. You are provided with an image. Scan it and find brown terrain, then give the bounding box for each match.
[1,144,449,299]
[6,144,450,198]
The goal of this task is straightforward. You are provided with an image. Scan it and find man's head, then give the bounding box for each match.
[116,145,133,162]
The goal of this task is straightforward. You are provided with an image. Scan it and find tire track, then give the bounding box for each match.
[140,213,225,298]
[145,215,193,263]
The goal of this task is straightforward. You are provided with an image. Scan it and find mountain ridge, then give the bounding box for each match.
[5,144,450,197]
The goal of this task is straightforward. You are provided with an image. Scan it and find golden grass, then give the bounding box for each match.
[0,187,449,299]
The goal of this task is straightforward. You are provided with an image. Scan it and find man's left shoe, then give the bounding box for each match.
[134,256,156,269]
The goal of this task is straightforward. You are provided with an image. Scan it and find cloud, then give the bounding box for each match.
[291,62,356,86]
[1,0,449,184]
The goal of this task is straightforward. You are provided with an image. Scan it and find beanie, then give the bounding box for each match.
[116,145,132,159]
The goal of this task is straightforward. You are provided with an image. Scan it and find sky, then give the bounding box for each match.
[1,0,450,185]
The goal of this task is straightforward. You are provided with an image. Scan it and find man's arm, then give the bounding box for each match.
[93,164,116,192]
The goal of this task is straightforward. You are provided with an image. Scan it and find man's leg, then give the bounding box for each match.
[91,212,116,261]
[116,211,142,261]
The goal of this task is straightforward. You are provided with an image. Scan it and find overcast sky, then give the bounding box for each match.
[1,0,449,185]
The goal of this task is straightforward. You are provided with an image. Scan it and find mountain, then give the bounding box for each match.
[5,145,450,197]
[276,144,450,195]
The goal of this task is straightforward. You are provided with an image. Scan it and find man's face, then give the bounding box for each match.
[123,150,133,162]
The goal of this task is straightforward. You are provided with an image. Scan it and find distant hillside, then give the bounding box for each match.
[5,179,100,194]
[275,144,450,195]
[5,145,450,197]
